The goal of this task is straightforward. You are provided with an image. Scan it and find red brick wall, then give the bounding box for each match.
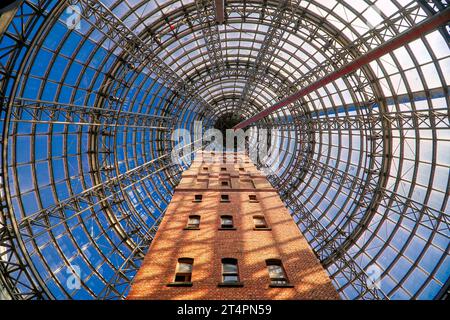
[127,152,339,300]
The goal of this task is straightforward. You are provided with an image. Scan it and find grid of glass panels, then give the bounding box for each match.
[0,0,448,300]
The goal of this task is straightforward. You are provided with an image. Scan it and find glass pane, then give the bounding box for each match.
[223,275,239,282]
[188,217,200,225]
[177,262,192,273]
[223,263,238,273]
[254,217,266,227]
[268,265,285,278]
[222,217,233,225]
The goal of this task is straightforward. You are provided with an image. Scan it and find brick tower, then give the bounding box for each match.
[128,152,339,300]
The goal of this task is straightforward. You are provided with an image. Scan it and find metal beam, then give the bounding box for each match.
[17,154,175,242]
[7,97,173,130]
[236,1,290,114]
[97,217,162,300]
[17,134,208,242]
[194,1,423,120]
[234,7,450,129]
[0,1,19,37]
[77,0,213,114]
[293,108,450,132]
[214,0,225,24]
[418,0,450,42]
[284,194,388,299]
[195,0,226,79]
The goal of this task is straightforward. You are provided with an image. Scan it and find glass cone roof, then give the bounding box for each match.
[0,0,449,300]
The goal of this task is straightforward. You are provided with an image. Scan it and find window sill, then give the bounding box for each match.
[218,282,244,288]
[167,282,193,287]
[253,227,272,231]
[269,284,295,288]
[183,227,200,231]
[192,200,202,203]
[249,201,259,204]
[218,227,237,231]
[220,201,231,203]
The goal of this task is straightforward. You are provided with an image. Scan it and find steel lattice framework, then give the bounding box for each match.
[0,0,449,300]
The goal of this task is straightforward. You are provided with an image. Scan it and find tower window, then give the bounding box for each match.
[253,216,268,229]
[266,260,290,286]
[221,258,240,283]
[220,215,234,229]
[221,167,227,172]
[174,258,194,283]
[202,167,208,171]
[249,195,258,202]
[186,215,200,229]
[194,195,203,202]
[221,194,230,202]
[221,181,229,187]
[239,168,245,172]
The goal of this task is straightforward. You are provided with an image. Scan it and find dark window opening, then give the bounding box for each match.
[222,258,240,283]
[221,194,230,202]
[253,216,268,229]
[249,195,258,202]
[174,258,194,283]
[266,260,290,286]
[220,215,234,229]
[194,195,203,202]
[186,215,200,229]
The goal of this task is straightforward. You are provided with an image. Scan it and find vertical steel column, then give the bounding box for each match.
[215,0,225,24]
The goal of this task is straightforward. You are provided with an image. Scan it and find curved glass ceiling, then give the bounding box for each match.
[0,0,449,300]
